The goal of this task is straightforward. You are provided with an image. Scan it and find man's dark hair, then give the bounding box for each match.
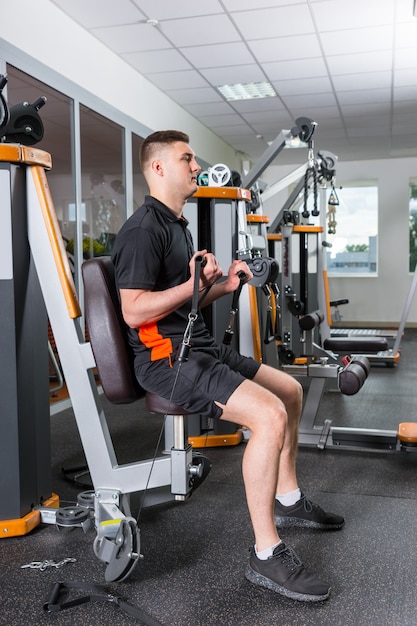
[140,130,189,171]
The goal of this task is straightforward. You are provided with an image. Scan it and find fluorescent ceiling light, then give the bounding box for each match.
[217,81,277,101]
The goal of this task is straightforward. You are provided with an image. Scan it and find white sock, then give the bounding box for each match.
[276,488,301,507]
[255,541,282,560]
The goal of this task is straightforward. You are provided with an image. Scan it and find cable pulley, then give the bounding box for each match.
[248,257,279,288]
[2,96,47,145]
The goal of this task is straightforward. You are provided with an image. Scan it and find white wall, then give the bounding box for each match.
[0,0,240,170]
[262,156,417,326]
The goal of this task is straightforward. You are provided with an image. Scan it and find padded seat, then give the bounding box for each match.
[82,256,191,416]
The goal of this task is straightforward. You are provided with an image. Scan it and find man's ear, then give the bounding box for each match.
[151,159,164,177]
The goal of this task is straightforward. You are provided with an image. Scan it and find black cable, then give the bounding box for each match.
[136,254,206,520]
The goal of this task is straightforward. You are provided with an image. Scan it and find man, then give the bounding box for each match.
[112,130,344,602]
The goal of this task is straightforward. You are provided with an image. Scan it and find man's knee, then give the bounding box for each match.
[290,376,303,401]
[254,365,303,404]
[250,394,288,440]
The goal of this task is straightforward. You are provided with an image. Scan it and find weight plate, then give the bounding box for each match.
[208,163,231,187]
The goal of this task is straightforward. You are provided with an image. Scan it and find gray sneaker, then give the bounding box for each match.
[274,492,345,530]
[245,542,330,602]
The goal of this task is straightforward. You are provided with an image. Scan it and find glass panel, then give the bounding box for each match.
[132,132,146,213]
[409,178,417,272]
[79,105,125,256]
[5,64,75,259]
[326,185,378,275]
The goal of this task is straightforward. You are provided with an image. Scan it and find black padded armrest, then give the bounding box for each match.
[323,336,388,354]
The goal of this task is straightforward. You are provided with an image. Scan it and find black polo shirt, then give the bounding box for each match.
[112,195,213,365]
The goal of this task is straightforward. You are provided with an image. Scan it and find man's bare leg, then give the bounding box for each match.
[218,378,286,551]
[252,364,302,494]
[251,363,345,531]
[217,374,331,602]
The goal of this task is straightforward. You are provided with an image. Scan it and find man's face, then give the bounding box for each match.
[162,141,201,199]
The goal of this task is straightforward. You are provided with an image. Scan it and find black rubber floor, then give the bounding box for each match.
[1,330,417,626]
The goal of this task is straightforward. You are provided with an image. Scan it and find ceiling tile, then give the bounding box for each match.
[179,43,255,68]
[91,23,170,53]
[231,98,286,113]
[288,106,342,122]
[395,47,417,69]
[320,26,393,55]
[263,57,328,81]
[241,110,293,126]
[392,121,417,134]
[311,0,395,31]
[247,35,322,63]
[146,70,210,91]
[341,104,391,118]
[161,15,240,47]
[327,51,393,75]
[200,64,266,86]
[215,124,256,137]
[222,0,296,10]
[51,0,146,28]
[394,85,417,100]
[272,76,333,96]
[183,102,234,116]
[198,114,247,127]
[282,93,337,108]
[393,100,417,115]
[122,49,192,74]
[231,5,315,39]
[346,124,391,137]
[394,68,417,87]
[315,127,348,139]
[332,71,392,91]
[165,87,224,105]
[336,88,392,105]
[395,21,417,47]
[131,0,224,19]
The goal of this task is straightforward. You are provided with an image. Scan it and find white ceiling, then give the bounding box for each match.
[48,0,417,165]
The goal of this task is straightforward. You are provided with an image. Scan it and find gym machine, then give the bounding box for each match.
[237,120,393,449]
[0,80,210,582]
[0,77,58,536]
[182,118,322,444]
[184,184,280,444]
[0,146,216,580]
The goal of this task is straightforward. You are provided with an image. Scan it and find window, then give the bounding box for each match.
[132,132,146,214]
[6,65,75,247]
[326,184,378,275]
[409,178,417,272]
[79,105,125,256]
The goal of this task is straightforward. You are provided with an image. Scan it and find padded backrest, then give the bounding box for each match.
[82,256,145,404]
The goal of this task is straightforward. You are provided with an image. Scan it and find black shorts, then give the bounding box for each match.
[135,344,261,419]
